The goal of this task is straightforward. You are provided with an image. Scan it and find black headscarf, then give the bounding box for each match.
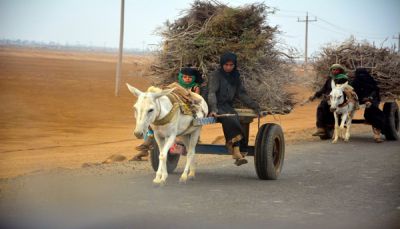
[219,52,240,85]
[351,68,380,102]
[353,68,377,87]
[180,67,204,84]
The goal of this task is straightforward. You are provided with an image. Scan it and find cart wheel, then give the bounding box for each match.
[319,127,334,140]
[383,102,399,140]
[254,123,285,180]
[150,141,180,173]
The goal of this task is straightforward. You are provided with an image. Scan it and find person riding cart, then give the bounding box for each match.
[208,52,261,166]
[309,64,357,137]
[351,68,385,143]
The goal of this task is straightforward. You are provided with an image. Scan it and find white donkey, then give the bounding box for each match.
[329,81,357,143]
[126,83,208,185]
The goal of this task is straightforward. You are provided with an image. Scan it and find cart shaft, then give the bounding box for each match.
[195,144,255,156]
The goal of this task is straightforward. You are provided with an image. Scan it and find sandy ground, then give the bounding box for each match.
[0,47,372,179]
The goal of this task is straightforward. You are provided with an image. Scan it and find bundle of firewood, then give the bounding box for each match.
[150,0,295,113]
[312,38,400,100]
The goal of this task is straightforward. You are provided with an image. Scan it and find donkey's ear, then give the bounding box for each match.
[331,79,336,89]
[153,87,175,99]
[126,83,142,97]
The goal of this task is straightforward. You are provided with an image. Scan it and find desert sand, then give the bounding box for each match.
[0,47,371,178]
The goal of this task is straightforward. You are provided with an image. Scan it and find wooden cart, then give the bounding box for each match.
[149,109,285,180]
[319,101,399,140]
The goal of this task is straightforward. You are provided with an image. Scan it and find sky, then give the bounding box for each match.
[1,0,399,58]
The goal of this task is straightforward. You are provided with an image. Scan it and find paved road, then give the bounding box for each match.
[1,134,399,229]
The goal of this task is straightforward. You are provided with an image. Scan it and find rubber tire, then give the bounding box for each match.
[383,102,399,140]
[254,123,285,180]
[150,141,180,173]
[319,127,334,140]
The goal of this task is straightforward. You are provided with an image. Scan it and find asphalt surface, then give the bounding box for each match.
[1,134,399,229]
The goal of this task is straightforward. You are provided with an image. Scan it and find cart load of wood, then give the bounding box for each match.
[312,38,400,100]
[150,0,295,114]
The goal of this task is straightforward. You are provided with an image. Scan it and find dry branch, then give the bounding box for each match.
[150,0,295,113]
[311,38,400,100]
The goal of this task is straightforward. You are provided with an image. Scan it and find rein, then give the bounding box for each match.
[338,91,350,108]
[152,93,188,126]
[153,101,180,126]
[151,89,199,126]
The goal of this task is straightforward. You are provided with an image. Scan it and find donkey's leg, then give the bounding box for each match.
[179,129,201,183]
[152,134,164,184]
[157,135,176,185]
[344,110,355,142]
[344,119,352,142]
[333,112,339,143]
[187,129,201,180]
[339,113,348,140]
[179,135,191,183]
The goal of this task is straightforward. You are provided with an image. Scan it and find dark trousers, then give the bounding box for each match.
[219,116,248,152]
[316,100,334,128]
[364,105,385,130]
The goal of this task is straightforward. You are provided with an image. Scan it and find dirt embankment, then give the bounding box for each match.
[0,47,371,178]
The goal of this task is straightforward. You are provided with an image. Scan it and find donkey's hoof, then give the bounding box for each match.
[153,179,166,187]
[332,140,338,144]
[188,174,195,180]
[153,177,161,184]
[179,175,188,184]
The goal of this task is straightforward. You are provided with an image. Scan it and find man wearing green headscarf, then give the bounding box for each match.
[309,64,350,136]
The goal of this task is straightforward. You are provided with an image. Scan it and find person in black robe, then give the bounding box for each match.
[208,52,261,166]
[351,68,385,143]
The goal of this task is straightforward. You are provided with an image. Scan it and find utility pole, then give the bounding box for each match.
[393,32,400,53]
[298,12,317,68]
[115,0,125,96]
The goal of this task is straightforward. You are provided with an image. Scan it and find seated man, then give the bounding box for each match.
[309,64,348,136]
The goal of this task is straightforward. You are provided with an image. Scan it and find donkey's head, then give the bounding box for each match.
[329,81,348,112]
[126,83,174,139]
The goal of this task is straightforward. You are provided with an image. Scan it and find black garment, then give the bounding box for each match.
[316,100,334,128]
[219,115,248,150]
[334,78,348,85]
[208,53,260,114]
[314,77,332,99]
[351,68,385,130]
[313,77,349,99]
[351,68,381,106]
[364,105,385,130]
[313,76,349,129]
[313,77,333,129]
[207,52,260,151]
